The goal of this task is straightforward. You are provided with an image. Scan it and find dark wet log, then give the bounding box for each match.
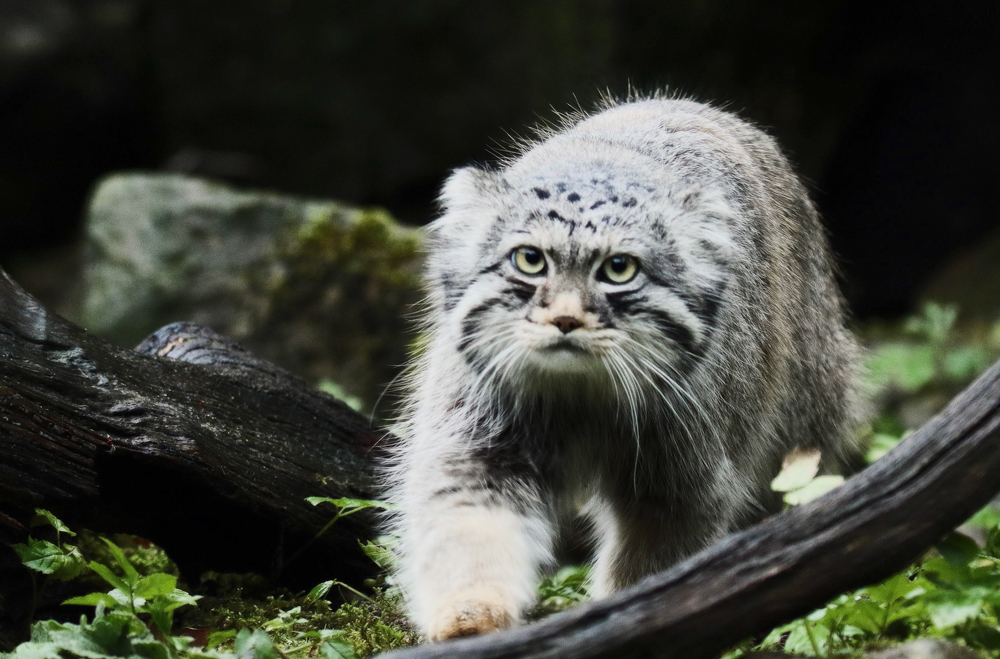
[387,357,1000,658]
[0,266,387,592]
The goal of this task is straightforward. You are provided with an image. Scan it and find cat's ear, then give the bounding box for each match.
[439,166,502,214]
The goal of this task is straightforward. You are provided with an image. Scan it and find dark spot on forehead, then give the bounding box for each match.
[567,192,580,202]
[555,182,567,193]
[622,198,637,208]
[590,200,606,210]
[533,188,550,199]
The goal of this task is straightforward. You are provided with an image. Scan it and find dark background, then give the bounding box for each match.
[1,0,997,318]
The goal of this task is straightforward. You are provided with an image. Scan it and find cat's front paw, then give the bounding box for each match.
[426,596,514,641]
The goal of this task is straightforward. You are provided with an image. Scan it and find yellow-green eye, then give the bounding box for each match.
[512,247,546,275]
[601,254,639,284]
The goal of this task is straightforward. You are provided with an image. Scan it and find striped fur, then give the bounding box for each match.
[386,95,864,641]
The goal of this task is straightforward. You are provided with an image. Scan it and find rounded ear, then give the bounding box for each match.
[439,166,501,213]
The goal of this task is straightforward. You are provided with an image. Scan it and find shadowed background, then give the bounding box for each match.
[1,0,997,328]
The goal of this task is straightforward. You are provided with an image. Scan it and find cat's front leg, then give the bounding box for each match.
[396,457,554,641]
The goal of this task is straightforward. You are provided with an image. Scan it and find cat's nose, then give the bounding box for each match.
[552,316,583,334]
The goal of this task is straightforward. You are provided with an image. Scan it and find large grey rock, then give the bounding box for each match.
[80,173,423,412]
[864,639,979,659]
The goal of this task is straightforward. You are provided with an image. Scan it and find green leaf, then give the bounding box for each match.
[936,532,980,567]
[985,525,1000,559]
[943,346,992,382]
[964,624,1000,650]
[145,604,173,639]
[63,593,119,609]
[89,561,129,594]
[782,621,829,655]
[359,540,397,571]
[134,574,177,600]
[783,475,845,506]
[866,433,904,463]
[307,580,335,600]
[968,506,1000,531]
[306,497,395,513]
[839,598,884,634]
[147,589,201,614]
[12,539,85,580]
[316,380,365,412]
[234,629,279,659]
[925,587,989,628]
[99,537,140,587]
[3,610,168,659]
[319,637,361,659]
[867,572,917,606]
[31,509,76,537]
[205,630,238,650]
[865,343,936,393]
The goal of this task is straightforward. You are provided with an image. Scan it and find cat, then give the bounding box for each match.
[386,93,863,641]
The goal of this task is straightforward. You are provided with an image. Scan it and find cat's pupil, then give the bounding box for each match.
[524,250,541,265]
[610,257,626,273]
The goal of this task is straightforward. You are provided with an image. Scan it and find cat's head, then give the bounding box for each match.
[425,158,734,398]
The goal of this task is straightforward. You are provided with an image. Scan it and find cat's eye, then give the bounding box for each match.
[511,247,547,275]
[600,254,639,284]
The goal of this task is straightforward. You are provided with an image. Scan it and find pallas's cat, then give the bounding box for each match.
[386,95,862,641]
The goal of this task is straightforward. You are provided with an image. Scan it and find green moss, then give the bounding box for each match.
[286,205,422,289]
[329,590,418,656]
[177,581,416,658]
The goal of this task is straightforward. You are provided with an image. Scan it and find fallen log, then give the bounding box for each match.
[0,266,387,597]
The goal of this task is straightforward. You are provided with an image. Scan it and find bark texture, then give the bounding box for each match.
[0,266,387,592]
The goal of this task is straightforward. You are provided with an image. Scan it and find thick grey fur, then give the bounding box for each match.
[386,93,864,640]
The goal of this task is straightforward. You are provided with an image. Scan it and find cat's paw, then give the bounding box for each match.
[426,596,514,641]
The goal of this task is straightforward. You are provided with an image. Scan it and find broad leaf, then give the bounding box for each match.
[359,541,397,571]
[31,509,76,536]
[89,561,129,594]
[63,593,119,609]
[134,574,177,600]
[12,539,86,580]
[306,497,395,513]
[233,629,279,659]
[99,537,140,587]
[319,638,360,659]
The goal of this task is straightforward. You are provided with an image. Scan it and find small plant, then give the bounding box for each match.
[2,512,371,659]
[530,565,590,618]
[63,536,201,645]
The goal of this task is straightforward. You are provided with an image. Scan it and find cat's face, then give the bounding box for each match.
[428,164,733,396]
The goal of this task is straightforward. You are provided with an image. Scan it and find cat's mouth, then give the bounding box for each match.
[540,340,587,353]
[534,334,594,356]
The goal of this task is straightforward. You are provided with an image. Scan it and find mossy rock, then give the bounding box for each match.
[80,173,423,413]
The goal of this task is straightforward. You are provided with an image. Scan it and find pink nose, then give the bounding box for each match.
[552,316,583,334]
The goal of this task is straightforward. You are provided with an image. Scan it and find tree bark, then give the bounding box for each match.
[0,266,387,592]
